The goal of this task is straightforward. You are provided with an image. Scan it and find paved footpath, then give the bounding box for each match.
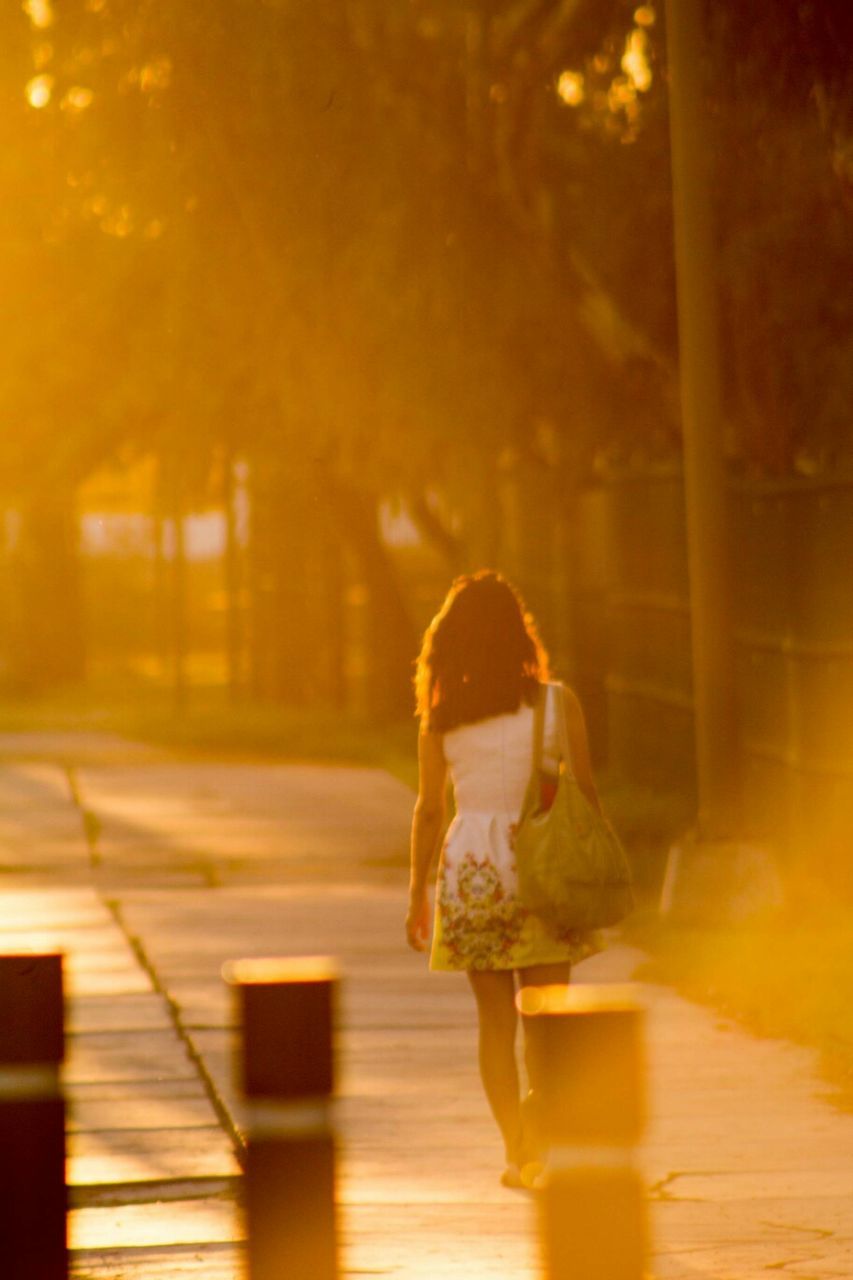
[0,733,852,1278]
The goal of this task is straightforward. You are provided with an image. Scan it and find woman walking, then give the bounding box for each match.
[406,570,603,1187]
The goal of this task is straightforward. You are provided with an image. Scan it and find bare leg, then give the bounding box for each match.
[517,961,571,1156]
[466,969,522,1164]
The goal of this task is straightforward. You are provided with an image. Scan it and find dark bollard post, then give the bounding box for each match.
[0,953,67,1280]
[519,983,647,1280]
[224,956,340,1280]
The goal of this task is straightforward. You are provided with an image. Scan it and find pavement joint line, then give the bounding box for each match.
[60,759,246,1166]
[648,1168,716,1201]
[103,895,247,1170]
[62,760,217,886]
[760,1221,837,1242]
[69,1175,241,1209]
[69,1241,241,1262]
[64,762,102,869]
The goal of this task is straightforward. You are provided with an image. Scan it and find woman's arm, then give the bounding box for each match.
[562,685,602,814]
[406,726,447,952]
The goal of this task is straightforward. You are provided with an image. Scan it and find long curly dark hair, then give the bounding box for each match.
[415,570,550,732]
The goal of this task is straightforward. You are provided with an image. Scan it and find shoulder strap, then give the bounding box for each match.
[547,681,575,778]
[531,681,547,772]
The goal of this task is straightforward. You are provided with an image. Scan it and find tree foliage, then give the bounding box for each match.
[1,0,850,697]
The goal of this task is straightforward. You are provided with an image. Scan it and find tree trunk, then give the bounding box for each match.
[223,451,245,702]
[247,455,321,705]
[8,489,86,691]
[323,477,417,722]
[170,504,188,713]
[321,513,347,710]
[152,508,168,681]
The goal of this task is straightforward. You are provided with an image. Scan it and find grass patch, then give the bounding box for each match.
[627,901,853,1111]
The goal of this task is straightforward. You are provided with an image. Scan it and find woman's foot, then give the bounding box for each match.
[500,1162,525,1189]
[519,1158,545,1190]
[500,1159,544,1191]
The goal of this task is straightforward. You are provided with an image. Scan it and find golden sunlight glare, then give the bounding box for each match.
[101,205,133,238]
[622,29,653,93]
[139,57,173,93]
[609,77,638,113]
[556,70,585,107]
[61,86,94,113]
[23,0,53,29]
[25,73,54,108]
[634,5,656,26]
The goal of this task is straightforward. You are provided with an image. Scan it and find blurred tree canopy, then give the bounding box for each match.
[1,0,851,702]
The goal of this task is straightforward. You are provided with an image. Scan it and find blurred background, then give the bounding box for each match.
[1,0,852,894]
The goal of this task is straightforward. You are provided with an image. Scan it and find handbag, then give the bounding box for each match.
[515,682,634,932]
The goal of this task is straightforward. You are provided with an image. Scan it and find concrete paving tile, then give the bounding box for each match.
[65,966,156,997]
[0,858,92,881]
[0,926,128,955]
[68,993,172,1033]
[0,818,85,846]
[343,1201,539,1280]
[97,865,209,890]
[651,1167,853,1202]
[65,1032,197,1085]
[69,1242,243,1279]
[68,1094,221,1132]
[68,1128,240,1185]
[68,1197,243,1251]
[777,1244,853,1278]
[651,1195,831,1239]
[337,1146,519,1205]
[76,764,412,876]
[159,982,232,1029]
[0,889,105,929]
[64,949,152,975]
[650,1239,842,1279]
[0,759,73,795]
[70,1080,205,1103]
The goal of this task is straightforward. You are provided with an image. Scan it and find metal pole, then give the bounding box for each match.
[0,953,67,1280]
[665,0,740,836]
[520,983,647,1280]
[224,956,340,1280]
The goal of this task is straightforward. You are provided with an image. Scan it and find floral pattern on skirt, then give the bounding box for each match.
[437,851,528,969]
[430,837,600,973]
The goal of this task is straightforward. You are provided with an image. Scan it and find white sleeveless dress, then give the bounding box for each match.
[430,697,600,972]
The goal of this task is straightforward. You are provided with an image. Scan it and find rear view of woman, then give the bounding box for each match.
[406,570,602,1187]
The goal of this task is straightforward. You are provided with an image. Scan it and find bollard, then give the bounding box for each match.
[224,956,340,1280]
[0,953,67,1280]
[519,983,647,1280]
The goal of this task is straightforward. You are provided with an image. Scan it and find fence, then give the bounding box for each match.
[575,466,853,888]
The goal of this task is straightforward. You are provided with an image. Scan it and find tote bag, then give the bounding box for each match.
[515,683,634,932]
